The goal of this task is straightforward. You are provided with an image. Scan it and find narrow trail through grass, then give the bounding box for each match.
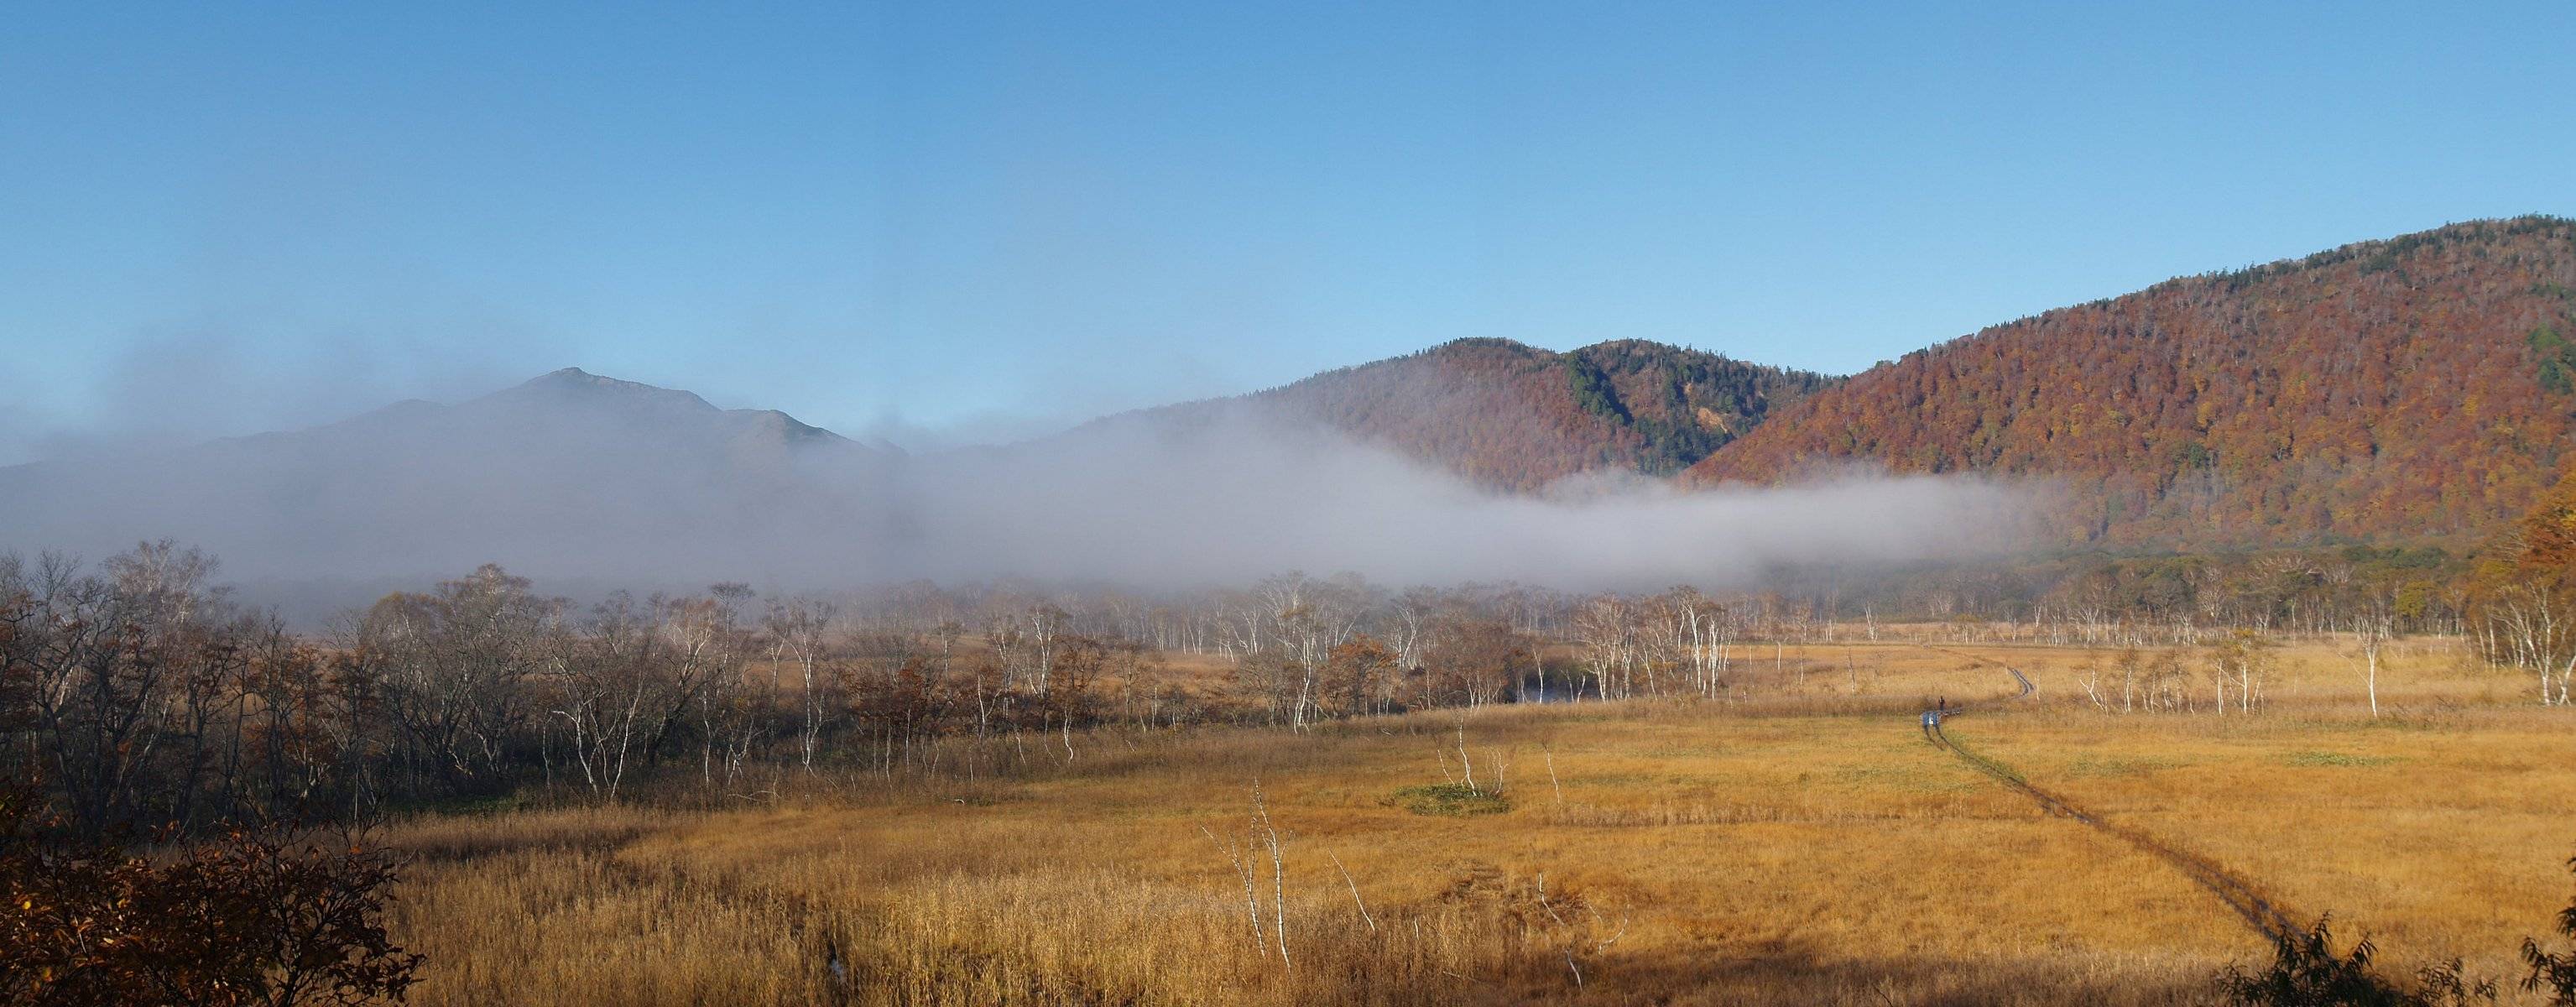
[1917,646,2302,943]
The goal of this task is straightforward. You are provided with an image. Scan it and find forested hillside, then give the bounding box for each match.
[1687,216,2576,548]
[1129,337,1834,491]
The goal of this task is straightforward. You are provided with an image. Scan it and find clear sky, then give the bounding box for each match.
[3,1,2570,462]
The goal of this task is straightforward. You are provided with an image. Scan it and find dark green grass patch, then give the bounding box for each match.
[2284,750,2398,768]
[1391,784,1511,817]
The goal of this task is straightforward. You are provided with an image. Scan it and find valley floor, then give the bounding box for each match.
[378,639,2576,1005]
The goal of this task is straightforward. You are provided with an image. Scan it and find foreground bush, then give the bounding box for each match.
[0,784,421,1007]
[2219,915,2496,1007]
[2526,855,2576,1005]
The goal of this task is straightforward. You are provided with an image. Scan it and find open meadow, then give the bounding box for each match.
[17,16,2576,1006]
[373,637,2576,1006]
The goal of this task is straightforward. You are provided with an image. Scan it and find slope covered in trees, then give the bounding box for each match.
[1686,217,2576,548]
[1124,337,1835,492]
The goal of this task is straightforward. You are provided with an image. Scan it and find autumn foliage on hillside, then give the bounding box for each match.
[1687,217,2576,548]
[1228,337,1833,491]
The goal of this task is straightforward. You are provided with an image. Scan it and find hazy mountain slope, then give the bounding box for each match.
[1684,216,2576,547]
[1099,337,1835,491]
[0,360,2027,607]
[39,210,2576,588]
[0,368,889,579]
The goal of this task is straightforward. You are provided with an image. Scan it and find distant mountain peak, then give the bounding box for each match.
[1424,337,1541,355]
[1087,336,1832,489]
[481,367,874,457]
[520,365,674,392]
[500,367,719,413]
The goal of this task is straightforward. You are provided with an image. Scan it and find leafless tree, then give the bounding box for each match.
[357,564,558,796]
[764,596,840,771]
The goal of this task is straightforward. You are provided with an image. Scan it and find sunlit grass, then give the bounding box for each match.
[377,637,2576,1005]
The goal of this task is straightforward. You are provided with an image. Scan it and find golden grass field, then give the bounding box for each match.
[376,637,2576,1005]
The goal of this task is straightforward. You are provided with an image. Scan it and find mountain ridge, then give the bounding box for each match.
[1684,215,2576,547]
[9,217,2573,564]
[1077,336,1836,491]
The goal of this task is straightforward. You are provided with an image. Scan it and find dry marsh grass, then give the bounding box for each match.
[377,638,2576,1005]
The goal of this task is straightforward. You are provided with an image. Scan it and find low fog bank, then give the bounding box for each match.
[891,410,2036,587]
[0,385,2041,614]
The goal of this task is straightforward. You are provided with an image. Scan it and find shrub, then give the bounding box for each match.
[0,781,422,1007]
[2219,915,2493,1007]
[2526,855,2576,1005]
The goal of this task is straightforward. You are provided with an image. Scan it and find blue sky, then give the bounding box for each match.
[3,2,2570,460]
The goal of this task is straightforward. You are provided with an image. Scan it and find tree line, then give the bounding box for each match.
[13,522,2576,841]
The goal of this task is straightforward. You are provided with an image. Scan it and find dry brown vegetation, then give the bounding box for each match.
[370,638,2576,1006]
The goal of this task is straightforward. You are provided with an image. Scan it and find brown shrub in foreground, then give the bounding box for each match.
[0,783,420,1007]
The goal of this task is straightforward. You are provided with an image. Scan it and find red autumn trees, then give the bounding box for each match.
[1690,216,2576,550]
